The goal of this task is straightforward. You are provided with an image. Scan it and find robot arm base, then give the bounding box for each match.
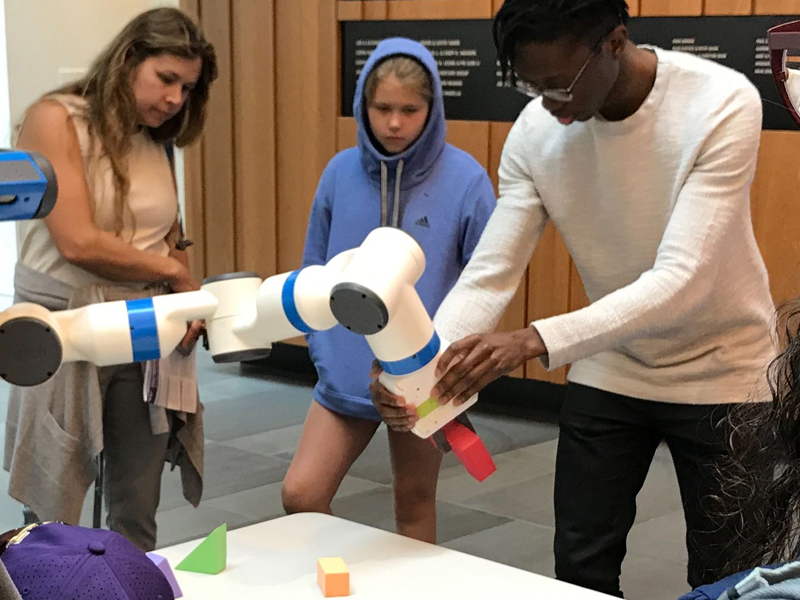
[0,312,63,387]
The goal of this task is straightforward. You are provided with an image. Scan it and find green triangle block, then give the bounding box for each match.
[175,523,227,575]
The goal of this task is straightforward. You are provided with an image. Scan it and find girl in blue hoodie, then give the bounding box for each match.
[281,38,496,543]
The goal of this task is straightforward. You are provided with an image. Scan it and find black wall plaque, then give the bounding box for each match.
[341,15,798,130]
[342,20,530,122]
[628,16,795,131]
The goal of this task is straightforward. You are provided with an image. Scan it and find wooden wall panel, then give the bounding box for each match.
[182,141,206,279]
[276,1,338,273]
[704,0,753,14]
[752,131,800,305]
[364,2,389,20]
[640,0,702,15]
[527,224,571,384]
[497,276,529,379]
[179,0,200,21]
[337,116,358,151]
[181,0,199,14]
[199,0,236,277]
[179,0,205,279]
[488,122,526,377]
[232,0,277,278]
[338,1,364,21]
[754,0,800,12]
[274,1,338,346]
[388,0,493,20]
[180,0,204,275]
[488,122,510,195]
[334,1,390,21]
[446,121,491,169]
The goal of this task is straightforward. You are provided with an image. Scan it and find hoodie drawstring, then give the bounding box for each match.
[380,159,405,229]
[392,159,404,228]
[380,162,388,227]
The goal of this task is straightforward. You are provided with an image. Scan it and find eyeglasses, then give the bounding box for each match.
[515,26,616,103]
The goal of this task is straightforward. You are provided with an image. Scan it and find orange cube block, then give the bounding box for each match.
[317,557,350,597]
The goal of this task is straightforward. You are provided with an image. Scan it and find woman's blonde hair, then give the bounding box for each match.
[37,7,217,237]
[365,56,433,105]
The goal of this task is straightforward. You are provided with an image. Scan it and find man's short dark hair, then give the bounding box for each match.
[493,0,630,84]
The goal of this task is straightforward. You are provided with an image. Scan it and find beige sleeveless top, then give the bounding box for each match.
[16,94,177,288]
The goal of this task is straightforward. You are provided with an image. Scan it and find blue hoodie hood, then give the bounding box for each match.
[354,38,447,192]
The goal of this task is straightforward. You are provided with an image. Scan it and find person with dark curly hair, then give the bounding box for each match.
[678,302,800,599]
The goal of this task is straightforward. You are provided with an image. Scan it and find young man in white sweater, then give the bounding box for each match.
[370,0,776,596]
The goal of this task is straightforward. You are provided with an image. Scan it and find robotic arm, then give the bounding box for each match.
[0,291,219,386]
[0,150,219,386]
[0,152,495,480]
[203,228,481,439]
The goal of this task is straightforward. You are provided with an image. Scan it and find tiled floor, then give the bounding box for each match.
[0,352,691,600]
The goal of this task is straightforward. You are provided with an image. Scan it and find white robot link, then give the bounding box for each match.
[0,225,496,481]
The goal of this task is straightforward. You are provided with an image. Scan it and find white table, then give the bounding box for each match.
[157,513,613,599]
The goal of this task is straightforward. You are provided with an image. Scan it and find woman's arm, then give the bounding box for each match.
[17,100,197,292]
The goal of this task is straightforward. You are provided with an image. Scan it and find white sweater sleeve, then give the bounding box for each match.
[433,116,548,342]
[534,84,763,370]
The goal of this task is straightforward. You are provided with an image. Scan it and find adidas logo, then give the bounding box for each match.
[415,216,430,228]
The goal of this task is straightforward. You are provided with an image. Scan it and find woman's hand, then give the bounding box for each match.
[166,259,200,293]
[177,320,205,356]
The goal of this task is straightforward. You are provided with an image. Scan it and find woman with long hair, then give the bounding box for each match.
[3,7,217,551]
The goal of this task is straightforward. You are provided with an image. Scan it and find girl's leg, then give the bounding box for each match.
[388,428,443,543]
[282,400,380,514]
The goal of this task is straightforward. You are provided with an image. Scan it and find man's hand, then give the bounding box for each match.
[369,360,418,432]
[432,327,547,406]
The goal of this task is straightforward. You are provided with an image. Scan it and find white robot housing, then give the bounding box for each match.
[0,229,478,439]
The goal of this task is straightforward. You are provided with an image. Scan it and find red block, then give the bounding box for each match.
[442,421,496,482]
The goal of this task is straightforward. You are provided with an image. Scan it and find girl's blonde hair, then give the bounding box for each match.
[365,56,433,105]
[33,7,217,237]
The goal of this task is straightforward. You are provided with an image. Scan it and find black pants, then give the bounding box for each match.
[553,383,736,598]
